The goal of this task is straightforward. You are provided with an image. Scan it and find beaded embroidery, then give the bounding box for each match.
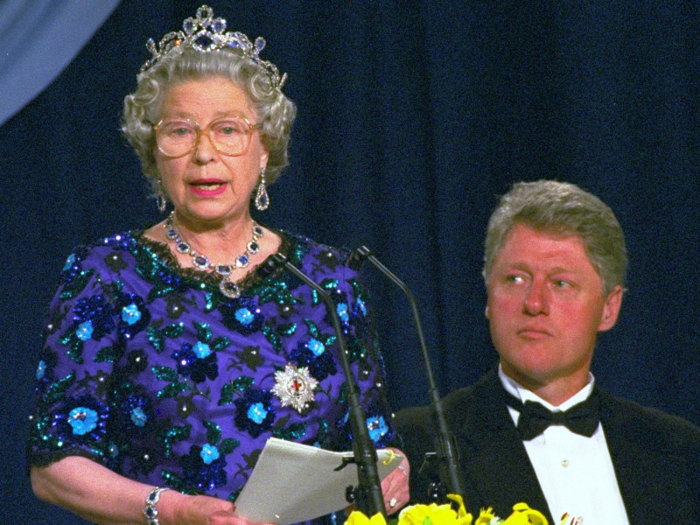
[28,230,395,505]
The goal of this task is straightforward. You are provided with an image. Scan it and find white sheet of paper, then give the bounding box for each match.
[232,437,402,525]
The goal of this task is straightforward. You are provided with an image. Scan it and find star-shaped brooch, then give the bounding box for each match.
[271,364,319,413]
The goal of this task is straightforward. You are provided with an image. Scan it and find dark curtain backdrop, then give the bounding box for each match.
[2,1,699,523]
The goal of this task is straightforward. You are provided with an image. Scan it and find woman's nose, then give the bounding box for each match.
[193,130,217,163]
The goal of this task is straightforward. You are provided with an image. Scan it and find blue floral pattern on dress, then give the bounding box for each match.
[51,395,109,445]
[290,339,338,381]
[234,388,276,437]
[220,297,265,335]
[172,343,219,383]
[72,295,116,341]
[28,230,395,510]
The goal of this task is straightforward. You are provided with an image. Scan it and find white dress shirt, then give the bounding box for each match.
[499,367,630,525]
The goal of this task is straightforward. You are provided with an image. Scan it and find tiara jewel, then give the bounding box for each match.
[140,5,287,90]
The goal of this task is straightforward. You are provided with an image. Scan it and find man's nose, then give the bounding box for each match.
[523,279,549,315]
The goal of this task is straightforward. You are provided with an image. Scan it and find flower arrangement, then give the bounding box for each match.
[345,495,566,525]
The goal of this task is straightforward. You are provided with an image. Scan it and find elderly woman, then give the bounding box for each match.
[28,6,408,525]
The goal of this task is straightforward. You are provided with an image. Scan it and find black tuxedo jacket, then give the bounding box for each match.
[394,369,700,524]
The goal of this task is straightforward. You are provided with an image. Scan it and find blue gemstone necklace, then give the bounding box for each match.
[164,212,264,299]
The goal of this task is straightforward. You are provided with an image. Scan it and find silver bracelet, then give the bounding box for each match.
[143,487,169,525]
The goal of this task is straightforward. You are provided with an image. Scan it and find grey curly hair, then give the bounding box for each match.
[483,180,627,297]
[121,46,297,198]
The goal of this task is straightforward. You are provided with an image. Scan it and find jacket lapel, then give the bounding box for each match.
[451,370,555,524]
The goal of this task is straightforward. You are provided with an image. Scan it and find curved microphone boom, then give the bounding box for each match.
[348,246,466,501]
[266,253,386,518]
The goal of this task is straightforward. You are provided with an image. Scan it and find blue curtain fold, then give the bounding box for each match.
[0,0,120,125]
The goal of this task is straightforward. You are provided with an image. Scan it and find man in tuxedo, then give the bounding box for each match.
[395,180,700,525]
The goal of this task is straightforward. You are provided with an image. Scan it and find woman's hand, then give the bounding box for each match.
[30,457,274,525]
[166,493,234,525]
[381,449,410,515]
[166,493,274,525]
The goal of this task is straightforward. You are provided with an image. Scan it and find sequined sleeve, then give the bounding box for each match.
[28,241,136,469]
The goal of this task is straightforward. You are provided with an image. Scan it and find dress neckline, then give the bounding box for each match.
[134,227,293,294]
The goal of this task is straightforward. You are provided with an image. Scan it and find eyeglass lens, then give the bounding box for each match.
[156,118,254,157]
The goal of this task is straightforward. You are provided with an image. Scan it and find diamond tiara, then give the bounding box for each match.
[140,5,287,90]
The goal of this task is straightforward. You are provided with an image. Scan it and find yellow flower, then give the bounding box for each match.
[446,494,473,525]
[501,503,548,525]
[474,507,496,525]
[345,498,548,525]
[397,494,473,525]
[346,510,387,525]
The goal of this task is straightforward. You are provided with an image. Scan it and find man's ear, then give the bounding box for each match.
[598,285,623,332]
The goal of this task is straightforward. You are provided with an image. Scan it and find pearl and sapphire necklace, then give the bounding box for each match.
[164,212,263,299]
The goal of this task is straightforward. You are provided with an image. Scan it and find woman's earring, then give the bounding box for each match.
[156,180,168,213]
[255,168,270,211]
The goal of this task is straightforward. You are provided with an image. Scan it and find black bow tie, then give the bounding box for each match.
[504,390,600,441]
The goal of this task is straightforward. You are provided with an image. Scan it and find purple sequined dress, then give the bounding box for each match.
[28,229,395,521]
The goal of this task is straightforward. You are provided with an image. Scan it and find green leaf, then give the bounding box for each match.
[94,345,122,363]
[147,326,164,353]
[219,384,236,406]
[162,323,185,338]
[44,372,76,405]
[219,438,240,455]
[262,326,281,353]
[304,319,321,339]
[219,376,255,405]
[204,293,216,313]
[195,322,212,343]
[273,422,308,440]
[231,376,255,390]
[203,420,222,445]
[211,336,232,352]
[162,424,192,457]
[277,322,297,337]
[160,470,187,492]
[152,366,178,382]
[157,382,189,401]
[66,338,84,364]
[321,278,339,291]
[273,415,290,428]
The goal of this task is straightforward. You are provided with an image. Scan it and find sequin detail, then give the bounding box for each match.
[27,230,394,505]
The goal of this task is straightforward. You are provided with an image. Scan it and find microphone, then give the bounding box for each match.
[348,246,466,502]
[266,253,386,518]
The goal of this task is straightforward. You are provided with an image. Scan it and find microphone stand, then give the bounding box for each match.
[348,246,466,501]
[268,253,386,518]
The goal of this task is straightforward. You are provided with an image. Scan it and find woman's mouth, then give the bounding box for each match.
[189,179,227,196]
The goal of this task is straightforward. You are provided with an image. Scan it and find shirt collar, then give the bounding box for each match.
[498,363,595,411]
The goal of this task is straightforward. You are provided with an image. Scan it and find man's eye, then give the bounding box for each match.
[553,279,570,288]
[505,275,523,284]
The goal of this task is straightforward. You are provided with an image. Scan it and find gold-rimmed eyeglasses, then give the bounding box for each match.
[154,115,263,158]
